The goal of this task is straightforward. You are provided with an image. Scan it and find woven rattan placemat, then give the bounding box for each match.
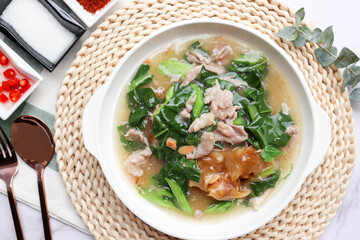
[54,0,356,239]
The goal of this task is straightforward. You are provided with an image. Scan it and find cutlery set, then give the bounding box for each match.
[0,115,54,240]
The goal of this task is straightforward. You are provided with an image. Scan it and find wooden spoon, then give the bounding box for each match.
[10,115,54,240]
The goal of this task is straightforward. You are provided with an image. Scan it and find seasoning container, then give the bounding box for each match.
[0,39,42,120]
[62,0,118,27]
[0,0,85,72]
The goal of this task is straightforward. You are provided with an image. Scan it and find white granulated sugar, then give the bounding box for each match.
[1,0,75,63]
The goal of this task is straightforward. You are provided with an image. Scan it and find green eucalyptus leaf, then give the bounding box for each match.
[349,88,360,101]
[293,26,312,47]
[295,8,305,27]
[322,26,334,49]
[314,46,337,67]
[342,68,352,92]
[276,26,298,42]
[334,47,360,68]
[350,66,360,87]
[311,28,323,43]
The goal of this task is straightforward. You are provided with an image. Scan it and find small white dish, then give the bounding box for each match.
[82,19,332,239]
[62,0,118,28]
[0,39,43,120]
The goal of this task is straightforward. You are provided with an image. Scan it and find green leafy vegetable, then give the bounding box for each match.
[258,167,276,179]
[158,60,193,78]
[165,178,193,215]
[117,123,146,152]
[204,200,235,214]
[138,187,177,209]
[185,133,201,146]
[205,78,236,91]
[128,106,149,127]
[227,53,268,89]
[246,112,293,148]
[127,88,161,108]
[250,171,280,197]
[260,145,282,162]
[129,64,154,90]
[192,88,204,118]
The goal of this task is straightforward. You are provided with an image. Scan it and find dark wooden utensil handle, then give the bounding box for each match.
[36,164,52,240]
[6,180,24,240]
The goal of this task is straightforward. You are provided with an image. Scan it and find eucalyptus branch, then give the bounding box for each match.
[276,8,360,101]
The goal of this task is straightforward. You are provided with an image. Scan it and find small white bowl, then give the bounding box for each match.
[82,19,331,239]
[0,39,43,120]
[62,0,118,28]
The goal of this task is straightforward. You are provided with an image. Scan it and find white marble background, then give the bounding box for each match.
[0,0,359,239]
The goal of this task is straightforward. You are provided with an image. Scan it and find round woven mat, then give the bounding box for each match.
[54,0,356,239]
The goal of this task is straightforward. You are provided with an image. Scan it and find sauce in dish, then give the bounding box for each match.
[114,35,301,218]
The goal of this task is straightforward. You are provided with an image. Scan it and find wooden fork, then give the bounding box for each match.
[0,126,24,240]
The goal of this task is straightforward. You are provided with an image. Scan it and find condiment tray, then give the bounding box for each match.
[0,0,85,72]
[62,0,118,28]
[0,39,43,120]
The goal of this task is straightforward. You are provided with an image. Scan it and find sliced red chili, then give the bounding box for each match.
[8,77,19,89]
[0,55,9,65]
[1,81,10,91]
[3,68,15,78]
[19,79,29,88]
[19,84,31,93]
[0,93,8,103]
[9,89,21,102]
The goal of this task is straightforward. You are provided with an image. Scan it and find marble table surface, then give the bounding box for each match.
[0,0,359,239]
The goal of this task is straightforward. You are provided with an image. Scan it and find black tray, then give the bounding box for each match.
[0,0,85,72]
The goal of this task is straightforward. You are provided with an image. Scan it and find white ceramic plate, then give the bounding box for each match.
[82,19,331,239]
[0,39,43,120]
[62,0,118,27]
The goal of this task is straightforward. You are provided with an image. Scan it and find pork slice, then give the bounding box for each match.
[219,75,248,88]
[188,112,216,133]
[284,125,299,149]
[285,125,298,136]
[181,65,202,87]
[188,49,211,64]
[204,81,240,120]
[211,41,233,65]
[123,147,152,177]
[203,62,226,75]
[124,129,149,146]
[186,132,215,159]
[186,49,225,75]
[180,96,196,121]
[214,121,248,144]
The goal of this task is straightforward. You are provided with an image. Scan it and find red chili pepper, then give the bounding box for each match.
[76,0,111,14]
[19,79,29,88]
[19,84,31,93]
[0,55,9,65]
[3,68,15,78]
[8,77,19,89]
[9,89,21,102]
[0,93,8,103]
[1,81,10,91]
